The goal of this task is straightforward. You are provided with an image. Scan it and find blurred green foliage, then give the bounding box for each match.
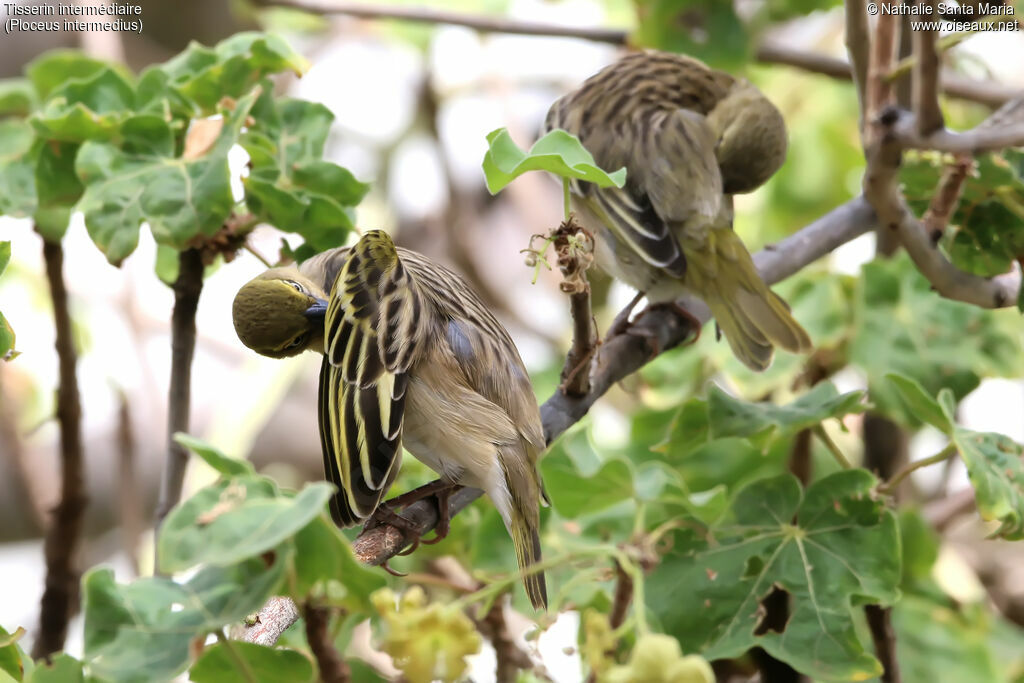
[2,3,1024,681]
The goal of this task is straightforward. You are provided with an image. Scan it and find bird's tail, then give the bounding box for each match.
[688,228,812,371]
[497,455,548,610]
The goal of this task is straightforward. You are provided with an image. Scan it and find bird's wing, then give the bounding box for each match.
[319,233,425,526]
[442,314,545,455]
[582,107,724,278]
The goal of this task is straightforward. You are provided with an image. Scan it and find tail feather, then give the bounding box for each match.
[509,517,547,610]
[690,229,812,371]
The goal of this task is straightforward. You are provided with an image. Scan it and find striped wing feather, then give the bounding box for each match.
[319,234,422,527]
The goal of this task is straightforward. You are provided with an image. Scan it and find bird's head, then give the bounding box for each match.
[232,268,329,359]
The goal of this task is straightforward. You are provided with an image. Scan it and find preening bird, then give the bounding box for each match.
[232,230,548,609]
[545,51,812,370]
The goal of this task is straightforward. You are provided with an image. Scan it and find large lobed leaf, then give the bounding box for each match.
[648,470,900,681]
[851,254,1022,424]
[75,91,258,265]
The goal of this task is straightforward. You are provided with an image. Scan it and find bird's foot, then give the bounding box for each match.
[363,480,461,559]
[606,295,702,355]
[604,291,646,340]
[638,300,703,341]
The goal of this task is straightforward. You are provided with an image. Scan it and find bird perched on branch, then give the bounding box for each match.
[232,230,548,609]
[545,51,812,370]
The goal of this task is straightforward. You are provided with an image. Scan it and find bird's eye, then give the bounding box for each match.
[286,333,308,350]
[285,280,304,293]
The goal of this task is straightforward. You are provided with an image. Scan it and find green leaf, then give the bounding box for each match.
[0,625,30,681]
[30,68,135,143]
[954,426,1024,539]
[290,515,386,612]
[902,151,1024,278]
[0,79,36,117]
[481,127,626,194]
[706,381,865,450]
[884,373,954,434]
[0,120,38,217]
[174,433,255,477]
[893,597,1004,683]
[76,89,257,265]
[632,0,751,69]
[138,33,309,115]
[648,470,901,680]
[0,242,15,362]
[540,427,636,517]
[242,96,366,254]
[84,555,287,683]
[158,476,333,573]
[190,642,314,683]
[851,254,1022,424]
[25,51,114,100]
[24,654,82,683]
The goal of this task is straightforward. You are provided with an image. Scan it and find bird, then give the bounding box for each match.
[544,51,812,370]
[232,230,548,609]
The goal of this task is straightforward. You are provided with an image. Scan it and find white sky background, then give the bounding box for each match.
[0,1,1023,679]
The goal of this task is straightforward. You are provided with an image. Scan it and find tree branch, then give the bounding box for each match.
[843,0,871,115]
[305,603,351,683]
[237,596,301,645]
[33,238,87,659]
[756,40,1017,108]
[154,248,205,548]
[256,0,1018,109]
[865,605,901,683]
[911,1,944,136]
[864,107,1023,308]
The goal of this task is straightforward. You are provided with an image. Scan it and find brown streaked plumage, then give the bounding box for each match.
[232,231,547,609]
[545,51,812,370]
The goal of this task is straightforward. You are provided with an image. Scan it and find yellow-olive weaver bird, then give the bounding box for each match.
[545,51,812,370]
[231,230,547,609]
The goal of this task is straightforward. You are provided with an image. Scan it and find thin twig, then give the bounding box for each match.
[555,218,597,397]
[844,0,871,117]
[866,12,900,145]
[921,154,971,242]
[608,560,634,630]
[865,605,901,683]
[304,603,351,683]
[757,40,1018,108]
[32,238,87,660]
[912,0,944,136]
[115,388,142,576]
[154,248,205,555]
[813,425,853,470]
[879,443,958,494]
[478,598,532,683]
[216,630,258,683]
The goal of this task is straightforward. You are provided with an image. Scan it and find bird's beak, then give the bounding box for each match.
[304,297,329,321]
